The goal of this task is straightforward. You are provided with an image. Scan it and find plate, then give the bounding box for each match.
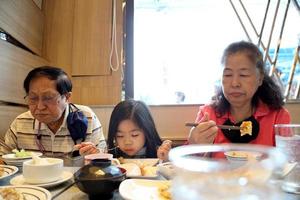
[0,165,18,180]
[10,171,73,188]
[2,152,43,160]
[0,185,51,200]
[119,179,171,200]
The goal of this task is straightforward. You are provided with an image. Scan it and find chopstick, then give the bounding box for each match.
[0,138,13,151]
[185,123,241,130]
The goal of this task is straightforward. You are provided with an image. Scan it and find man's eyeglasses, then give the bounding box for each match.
[24,94,62,105]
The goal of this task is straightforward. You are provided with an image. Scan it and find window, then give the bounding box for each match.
[126,0,300,104]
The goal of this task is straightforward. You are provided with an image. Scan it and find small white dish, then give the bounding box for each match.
[157,162,175,179]
[2,152,43,160]
[10,171,73,188]
[0,165,18,180]
[0,185,51,200]
[119,179,171,200]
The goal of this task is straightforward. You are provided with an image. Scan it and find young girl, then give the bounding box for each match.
[107,100,171,161]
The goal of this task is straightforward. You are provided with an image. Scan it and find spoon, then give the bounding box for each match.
[282,162,297,177]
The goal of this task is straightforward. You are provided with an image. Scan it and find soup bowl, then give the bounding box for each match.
[23,157,63,184]
[74,159,126,198]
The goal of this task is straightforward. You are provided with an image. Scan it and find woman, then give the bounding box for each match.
[188,41,290,146]
[107,100,172,161]
[1,66,106,156]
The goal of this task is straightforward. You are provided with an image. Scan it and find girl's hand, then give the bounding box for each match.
[188,112,218,144]
[157,140,172,162]
[74,142,99,155]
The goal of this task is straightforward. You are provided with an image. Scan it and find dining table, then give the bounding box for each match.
[0,166,123,200]
[1,163,300,200]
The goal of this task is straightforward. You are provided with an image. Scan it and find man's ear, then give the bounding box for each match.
[65,92,72,102]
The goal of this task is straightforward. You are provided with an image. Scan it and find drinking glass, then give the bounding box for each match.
[274,124,300,194]
[169,144,287,200]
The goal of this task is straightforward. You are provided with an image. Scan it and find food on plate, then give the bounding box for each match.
[142,166,157,176]
[119,161,158,177]
[225,151,261,160]
[12,149,31,158]
[117,157,125,164]
[0,188,24,200]
[158,181,171,200]
[0,167,4,177]
[240,121,252,136]
[119,163,142,176]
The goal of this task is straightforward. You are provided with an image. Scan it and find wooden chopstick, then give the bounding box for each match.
[217,125,241,130]
[185,123,241,130]
[0,138,13,151]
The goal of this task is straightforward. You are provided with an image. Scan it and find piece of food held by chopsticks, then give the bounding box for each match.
[240,121,252,136]
[185,121,253,136]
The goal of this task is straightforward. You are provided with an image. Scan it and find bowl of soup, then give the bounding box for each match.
[22,157,63,184]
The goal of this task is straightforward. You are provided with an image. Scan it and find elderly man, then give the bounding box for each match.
[1,66,106,157]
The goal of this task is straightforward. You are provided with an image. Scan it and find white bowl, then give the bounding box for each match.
[157,162,175,179]
[23,158,63,184]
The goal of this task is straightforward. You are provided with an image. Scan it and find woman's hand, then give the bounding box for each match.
[188,112,218,144]
[157,140,172,162]
[74,142,99,155]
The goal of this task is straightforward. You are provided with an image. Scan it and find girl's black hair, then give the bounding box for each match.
[211,41,284,116]
[23,66,72,95]
[107,100,162,158]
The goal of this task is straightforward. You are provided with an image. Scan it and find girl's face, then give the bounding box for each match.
[222,52,263,108]
[116,119,146,156]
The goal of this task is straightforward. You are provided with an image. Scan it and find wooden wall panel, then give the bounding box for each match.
[0,40,49,104]
[32,0,43,9]
[71,69,122,105]
[72,0,112,76]
[0,104,27,139]
[43,0,123,105]
[0,0,44,55]
[42,0,74,75]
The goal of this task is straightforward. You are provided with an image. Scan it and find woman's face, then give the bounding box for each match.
[222,52,263,108]
[27,76,70,125]
[115,119,146,156]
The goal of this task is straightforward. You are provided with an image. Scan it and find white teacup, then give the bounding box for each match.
[23,157,63,184]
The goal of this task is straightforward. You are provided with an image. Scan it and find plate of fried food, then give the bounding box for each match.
[0,165,18,181]
[117,158,159,179]
[0,185,51,200]
[119,179,171,200]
